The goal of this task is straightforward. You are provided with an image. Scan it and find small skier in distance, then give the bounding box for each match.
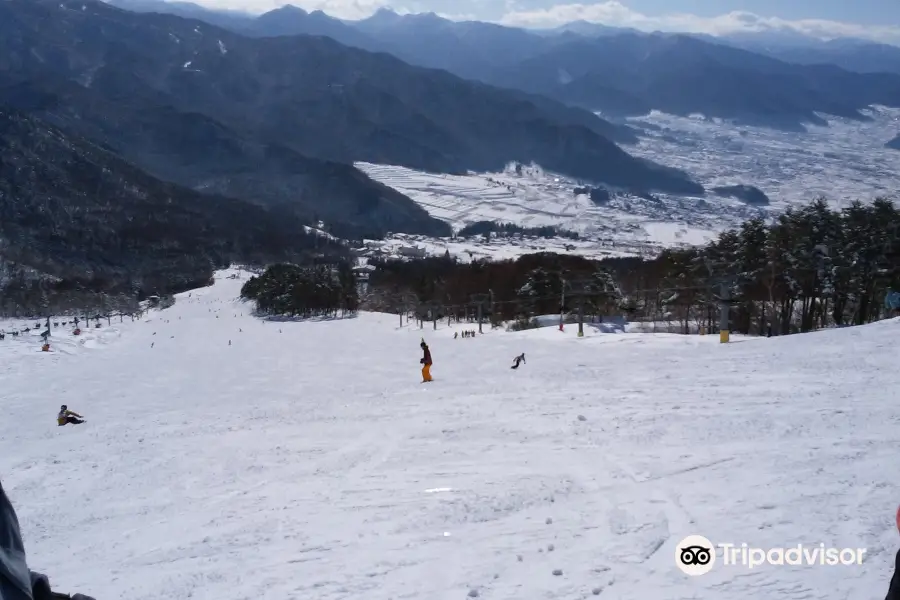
[57,405,85,426]
[511,353,525,369]
[420,339,433,383]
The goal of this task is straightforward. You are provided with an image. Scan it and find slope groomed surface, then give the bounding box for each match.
[1,270,897,599]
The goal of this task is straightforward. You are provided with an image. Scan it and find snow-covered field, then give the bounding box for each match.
[355,105,900,261]
[2,269,899,600]
[627,105,900,209]
[355,161,729,260]
[358,230,656,264]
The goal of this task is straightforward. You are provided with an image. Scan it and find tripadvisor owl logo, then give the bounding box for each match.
[674,535,866,575]
[676,535,716,576]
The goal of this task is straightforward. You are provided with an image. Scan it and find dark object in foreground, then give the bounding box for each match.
[887,547,900,600]
[0,480,97,600]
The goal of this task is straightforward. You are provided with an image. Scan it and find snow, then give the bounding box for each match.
[360,232,647,264]
[218,40,227,55]
[302,225,342,243]
[626,105,900,210]
[355,161,732,254]
[355,105,900,262]
[641,221,717,246]
[354,162,729,261]
[1,269,898,599]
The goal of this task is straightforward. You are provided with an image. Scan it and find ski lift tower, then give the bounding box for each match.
[711,276,739,343]
[470,293,490,334]
[559,279,595,338]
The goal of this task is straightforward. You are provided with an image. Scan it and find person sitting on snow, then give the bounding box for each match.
[57,405,84,426]
[511,353,526,369]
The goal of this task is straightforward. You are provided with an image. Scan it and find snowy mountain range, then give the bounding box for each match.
[3,3,900,591]
[105,1,900,128]
[111,0,900,73]
[2,0,899,294]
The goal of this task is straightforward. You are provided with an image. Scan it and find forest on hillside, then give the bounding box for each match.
[363,198,900,335]
[456,221,581,240]
[0,109,349,318]
[240,262,360,318]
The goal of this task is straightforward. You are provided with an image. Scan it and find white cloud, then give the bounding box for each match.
[175,0,900,44]
[498,1,900,45]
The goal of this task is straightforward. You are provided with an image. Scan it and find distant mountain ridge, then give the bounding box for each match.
[108,1,900,129]
[344,12,900,129]
[1,0,703,248]
[732,38,900,75]
[484,33,900,128]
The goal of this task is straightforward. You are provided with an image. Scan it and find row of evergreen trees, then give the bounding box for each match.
[456,221,580,240]
[606,198,900,335]
[0,263,147,318]
[240,262,359,317]
[365,198,900,336]
[366,252,622,324]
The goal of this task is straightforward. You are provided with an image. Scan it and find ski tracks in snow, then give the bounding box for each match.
[3,272,900,600]
[563,438,699,597]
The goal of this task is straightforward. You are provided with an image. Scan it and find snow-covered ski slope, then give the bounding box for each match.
[2,269,899,600]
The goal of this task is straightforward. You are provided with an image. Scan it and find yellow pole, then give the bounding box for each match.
[719,282,730,344]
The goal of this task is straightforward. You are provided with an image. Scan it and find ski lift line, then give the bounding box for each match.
[389,286,709,312]
[388,284,713,306]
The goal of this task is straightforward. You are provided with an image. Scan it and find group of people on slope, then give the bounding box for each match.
[6,346,900,599]
[417,339,525,383]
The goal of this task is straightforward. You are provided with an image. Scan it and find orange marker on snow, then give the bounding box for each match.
[895,505,900,533]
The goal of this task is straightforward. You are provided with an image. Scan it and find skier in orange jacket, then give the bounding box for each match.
[420,340,433,382]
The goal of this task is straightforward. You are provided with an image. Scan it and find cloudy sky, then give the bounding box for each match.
[186,0,900,44]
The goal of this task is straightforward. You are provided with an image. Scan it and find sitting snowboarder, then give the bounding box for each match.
[420,340,433,382]
[511,353,526,369]
[57,405,84,426]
